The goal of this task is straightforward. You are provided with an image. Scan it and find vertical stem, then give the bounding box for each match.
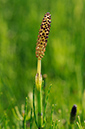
[55,120,58,129]
[30,108,32,129]
[37,59,41,77]
[23,97,27,129]
[36,59,42,128]
[43,78,46,125]
[43,84,52,126]
[35,60,42,91]
[37,89,42,128]
[42,75,47,128]
[33,84,38,126]
[50,104,54,129]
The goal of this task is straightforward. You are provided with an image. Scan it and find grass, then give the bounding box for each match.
[0,0,85,128]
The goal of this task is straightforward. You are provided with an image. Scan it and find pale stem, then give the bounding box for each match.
[37,59,42,128]
[37,59,41,77]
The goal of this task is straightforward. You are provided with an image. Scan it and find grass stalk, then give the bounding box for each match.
[43,84,52,126]
[54,120,58,129]
[42,75,46,128]
[50,104,54,129]
[33,84,38,127]
[23,97,27,129]
[30,108,32,129]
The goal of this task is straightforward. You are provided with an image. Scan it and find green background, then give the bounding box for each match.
[0,0,85,128]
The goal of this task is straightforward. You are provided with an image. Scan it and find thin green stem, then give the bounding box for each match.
[77,116,83,129]
[33,84,38,127]
[30,108,32,129]
[54,120,58,129]
[43,79,46,128]
[43,85,52,126]
[23,97,27,129]
[50,104,54,129]
[37,89,42,128]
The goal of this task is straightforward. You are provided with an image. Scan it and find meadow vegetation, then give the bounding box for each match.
[0,0,85,128]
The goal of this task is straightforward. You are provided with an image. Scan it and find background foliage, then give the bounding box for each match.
[0,0,85,128]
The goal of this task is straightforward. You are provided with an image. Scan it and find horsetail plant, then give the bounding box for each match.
[1,12,85,129]
[70,104,77,124]
[50,104,54,129]
[77,116,83,129]
[34,12,51,129]
[69,104,77,129]
[12,97,31,129]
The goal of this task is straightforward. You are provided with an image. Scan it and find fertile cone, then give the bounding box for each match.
[36,12,51,60]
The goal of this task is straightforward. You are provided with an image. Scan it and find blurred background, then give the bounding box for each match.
[0,0,85,128]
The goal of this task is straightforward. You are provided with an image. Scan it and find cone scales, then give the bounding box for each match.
[36,12,51,60]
